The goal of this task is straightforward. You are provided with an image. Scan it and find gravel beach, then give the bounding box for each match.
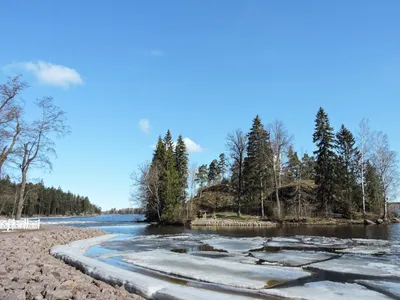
[0,226,144,300]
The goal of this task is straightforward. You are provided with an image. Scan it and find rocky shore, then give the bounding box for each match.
[0,226,144,300]
[191,218,277,227]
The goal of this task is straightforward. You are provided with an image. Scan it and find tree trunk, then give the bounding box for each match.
[361,153,366,218]
[383,195,388,221]
[260,178,264,217]
[15,170,27,220]
[273,165,281,219]
[237,196,241,217]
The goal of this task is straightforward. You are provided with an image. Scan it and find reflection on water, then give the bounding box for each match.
[95,223,398,241]
[42,213,400,241]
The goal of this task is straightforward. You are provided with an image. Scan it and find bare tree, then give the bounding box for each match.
[131,162,163,222]
[187,164,198,219]
[226,129,248,217]
[0,75,27,177]
[268,120,293,219]
[357,118,371,218]
[14,97,69,219]
[371,132,399,220]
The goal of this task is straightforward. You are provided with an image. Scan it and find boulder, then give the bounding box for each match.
[364,219,375,226]
[376,218,384,224]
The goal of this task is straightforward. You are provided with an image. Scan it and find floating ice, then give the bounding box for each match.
[264,281,391,300]
[201,237,265,253]
[122,249,310,289]
[305,255,400,279]
[153,285,257,300]
[250,250,338,267]
[356,280,400,299]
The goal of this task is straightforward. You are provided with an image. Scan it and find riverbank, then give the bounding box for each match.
[0,225,144,300]
[191,216,399,227]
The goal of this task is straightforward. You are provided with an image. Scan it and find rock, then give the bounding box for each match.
[364,219,375,225]
[3,289,26,300]
[45,289,73,300]
[392,218,400,223]
[376,218,384,224]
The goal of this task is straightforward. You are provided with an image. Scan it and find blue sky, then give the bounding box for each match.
[1,1,400,209]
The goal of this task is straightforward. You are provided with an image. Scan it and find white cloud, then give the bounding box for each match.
[146,50,164,57]
[183,137,203,153]
[5,61,83,88]
[139,119,151,134]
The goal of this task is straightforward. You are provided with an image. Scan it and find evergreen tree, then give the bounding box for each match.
[218,153,227,180]
[175,135,188,203]
[144,136,166,221]
[313,108,336,216]
[335,124,358,217]
[365,161,384,213]
[162,130,181,222]
[285,146,301,183]
[244,115,271,217]
[195,164,209,188]
[208,159,219,184]
[301,153,316,180]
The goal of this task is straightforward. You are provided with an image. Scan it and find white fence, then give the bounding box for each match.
[0,219,40,231]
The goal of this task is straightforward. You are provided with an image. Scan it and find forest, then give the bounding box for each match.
[134,108,399,224]
[0,76,99,218]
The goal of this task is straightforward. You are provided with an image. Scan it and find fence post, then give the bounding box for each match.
[37,219,40,229]
[6,219,10,231]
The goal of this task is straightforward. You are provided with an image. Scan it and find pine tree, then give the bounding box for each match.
[244,115,272,217]
[218,153,227,181]
[162,130,181,222]
[313,108,336,216]
[208,159,219,184]
[335,124,358,218]
[175,135,188,203]
[285,146,301,183]
[195,164,209,188]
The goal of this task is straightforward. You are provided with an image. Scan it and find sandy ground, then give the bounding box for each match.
[0,225,144,300]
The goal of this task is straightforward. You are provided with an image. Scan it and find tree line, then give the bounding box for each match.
[0,176,100,216]
[0,75,98,218]
[135,107,398,223]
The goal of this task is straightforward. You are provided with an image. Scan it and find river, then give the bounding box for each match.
[40,213,400,240]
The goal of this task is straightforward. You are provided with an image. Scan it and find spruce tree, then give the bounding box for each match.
[365,161,384,213]
[145,136,166,221]
[313,108,336,216]
[335,124,358,217]
[244,115,272,217]
[301,153,316,180]
[162,130,181,222]
[175,135,188,203]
